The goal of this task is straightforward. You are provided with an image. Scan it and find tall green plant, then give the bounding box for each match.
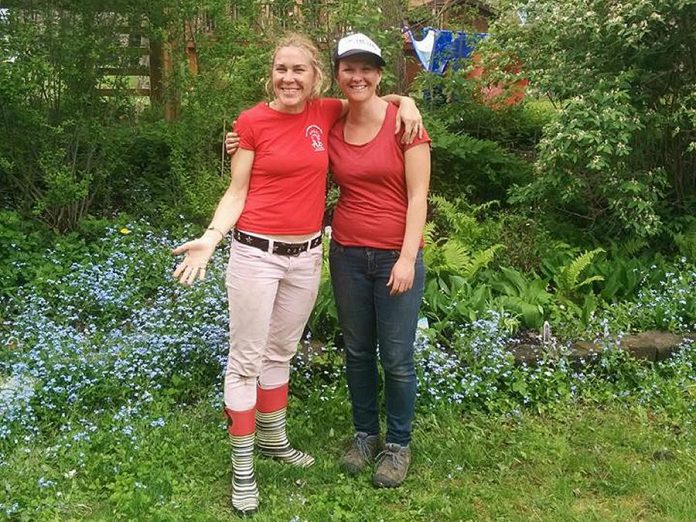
[421,196,504,333]
[482,267,552,328]
[548,248,605,326]
[553,248,605,299]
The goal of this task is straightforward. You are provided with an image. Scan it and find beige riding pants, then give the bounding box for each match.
[223,239,322,410]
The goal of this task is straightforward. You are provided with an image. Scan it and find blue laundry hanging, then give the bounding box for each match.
[404,25,487,74]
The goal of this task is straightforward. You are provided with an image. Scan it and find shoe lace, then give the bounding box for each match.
[352,433,372,459]
[375,446,404,470]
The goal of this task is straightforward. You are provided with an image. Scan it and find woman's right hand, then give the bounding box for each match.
[225,117,240,156]
[225,132,240,155]
[171,235,219,285]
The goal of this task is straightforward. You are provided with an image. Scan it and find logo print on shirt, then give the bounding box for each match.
[305,124,325,152]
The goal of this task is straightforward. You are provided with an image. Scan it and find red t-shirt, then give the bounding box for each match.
[329,103,431,249]
[234,98,344,235]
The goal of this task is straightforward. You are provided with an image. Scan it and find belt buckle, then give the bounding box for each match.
[270,238,314,256]
[289,244,304,256]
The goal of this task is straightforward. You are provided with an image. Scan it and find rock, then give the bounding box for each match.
[567,340,603,367]
[651,448,676,462]
[504,331,693,367]
[621,331,690,361]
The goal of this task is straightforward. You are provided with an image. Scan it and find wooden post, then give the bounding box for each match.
[149,38,178,121]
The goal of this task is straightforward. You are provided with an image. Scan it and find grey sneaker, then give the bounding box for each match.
[373,443,411,488]
[341,432,381,475]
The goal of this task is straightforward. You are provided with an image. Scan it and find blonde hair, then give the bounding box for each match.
[265,32,327,99]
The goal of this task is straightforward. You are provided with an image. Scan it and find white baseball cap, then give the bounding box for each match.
[333,33,386,67]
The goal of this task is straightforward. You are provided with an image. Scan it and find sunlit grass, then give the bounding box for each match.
[2,399,694,520]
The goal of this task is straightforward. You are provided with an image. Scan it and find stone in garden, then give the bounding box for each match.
[567,340,603,367]
[620,331,689,361]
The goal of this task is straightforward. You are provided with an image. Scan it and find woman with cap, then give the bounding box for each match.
[328,33,431,488]
[173,32,422,515]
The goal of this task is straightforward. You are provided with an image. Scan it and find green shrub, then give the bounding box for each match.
[425,113,533,203]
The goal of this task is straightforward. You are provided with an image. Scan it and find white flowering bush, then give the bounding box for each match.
[488,0,696,240]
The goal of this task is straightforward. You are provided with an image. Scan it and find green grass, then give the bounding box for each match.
[3,394,695,521]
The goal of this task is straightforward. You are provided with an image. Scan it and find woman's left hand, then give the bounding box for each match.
[387,256,415,296]
[394,98,424,145]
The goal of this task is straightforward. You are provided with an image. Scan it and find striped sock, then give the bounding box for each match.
[256,383,315,468]
[225,408,258,514]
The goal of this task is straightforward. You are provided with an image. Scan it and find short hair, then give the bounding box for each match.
[265,32,326,99]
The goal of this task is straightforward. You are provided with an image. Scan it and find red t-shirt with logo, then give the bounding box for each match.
[329,102,431,249]
[234,98,344,235]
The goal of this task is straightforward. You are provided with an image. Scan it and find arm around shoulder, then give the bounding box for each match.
[382,94,423,143]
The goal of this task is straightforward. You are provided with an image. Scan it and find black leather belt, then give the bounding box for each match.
[233,229,322,256]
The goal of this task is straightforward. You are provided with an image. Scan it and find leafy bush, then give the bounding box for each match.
[480,267,551,329]
[0,211,54,308]
[422,196,504,334]
[0,5,141,231]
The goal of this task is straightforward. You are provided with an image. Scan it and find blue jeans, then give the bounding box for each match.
[329,240,425,446]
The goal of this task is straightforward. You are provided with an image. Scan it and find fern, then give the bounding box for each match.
[423,221,437,247]
[426,235,502,281]
[466,245,505,279]
[555,248,605,296]
[611,238,648,257]
[428,195,499,245]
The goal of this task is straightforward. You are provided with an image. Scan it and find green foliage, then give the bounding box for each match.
[419,68,555,150]
[672,217,696,260]
[510,88,669,238]
[493,212,554,273]
[412,66,551,203]
[306,237,339,343]
[0,5,140,231]
[421,196,505,333]
[0,211,55,309]
[482,267,551,328]
[591,257,696,334]
[424,109,534,203]
[594,252,645,302]
[489,0,696,240]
